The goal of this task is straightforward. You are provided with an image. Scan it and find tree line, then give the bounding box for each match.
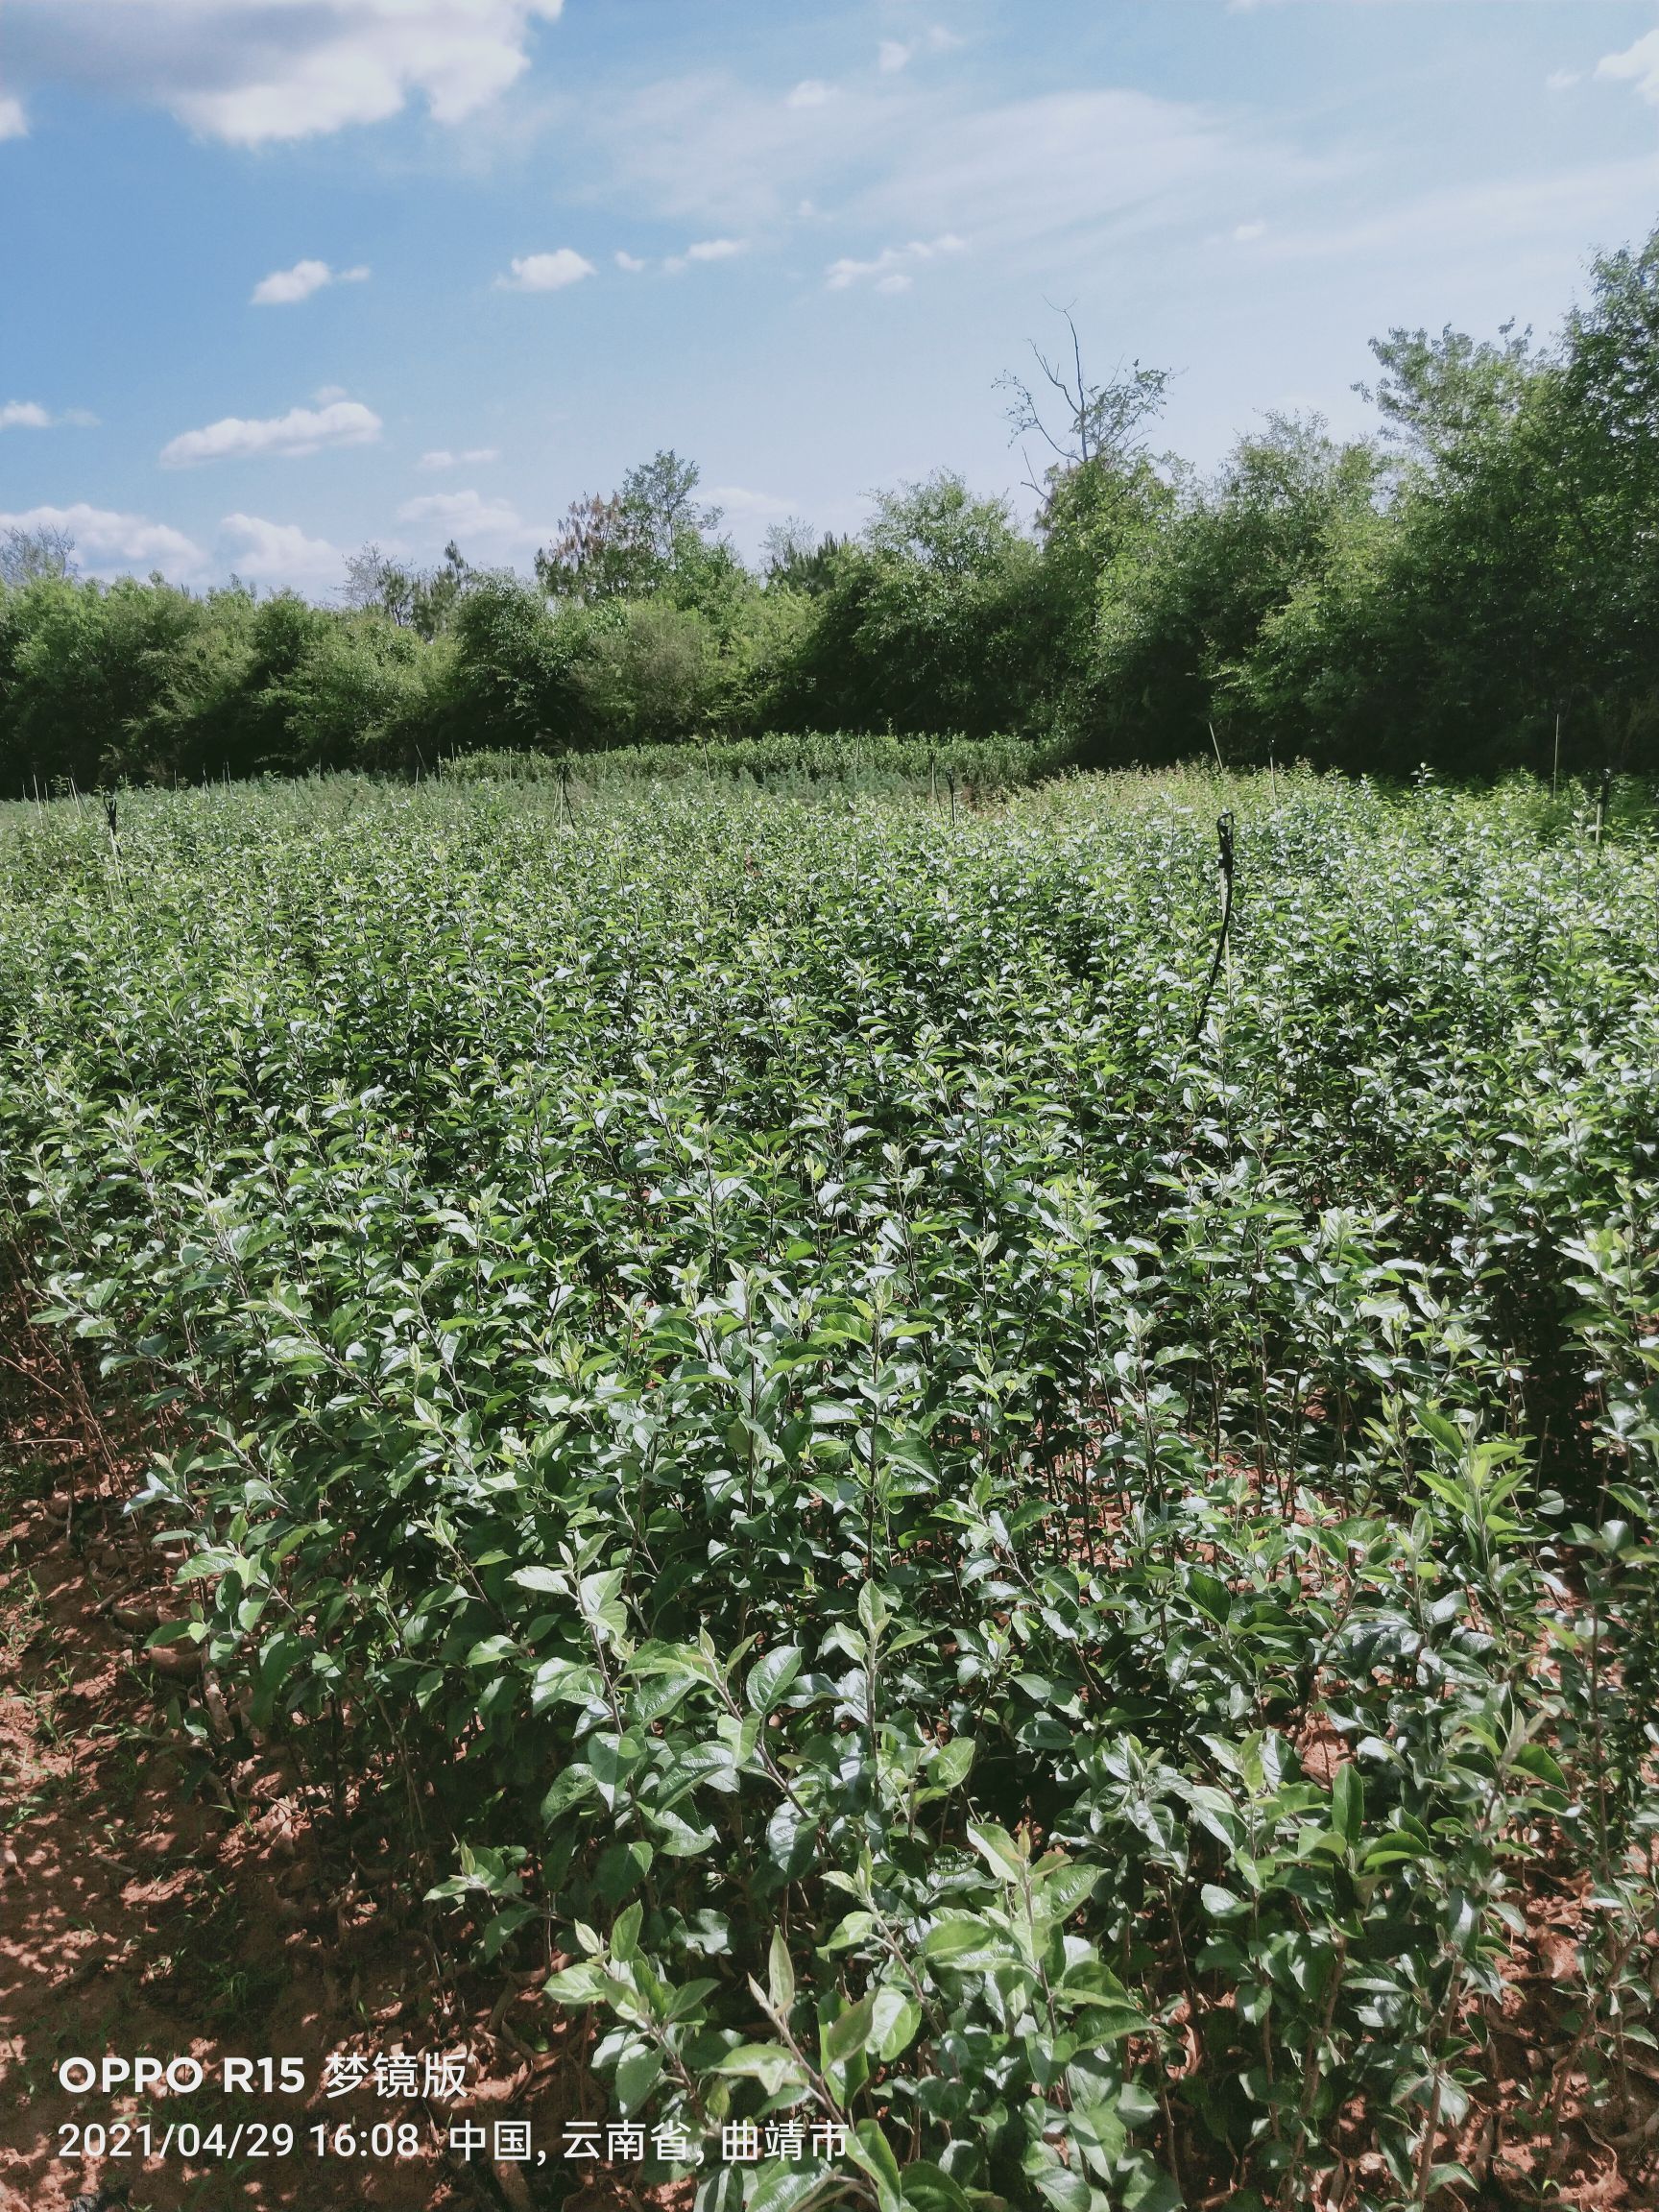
[6,227,1659,792]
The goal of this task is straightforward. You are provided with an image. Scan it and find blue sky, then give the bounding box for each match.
[6,0,1659,594]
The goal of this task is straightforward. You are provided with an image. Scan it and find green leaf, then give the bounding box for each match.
[651,1807,722,1858]
[1070,2101,1128,2176]
[596,1839,653,1902]
[824,1910,878,1952]
[1189,1567,1232,1625]
[966,1821,1025,1884]
[746,2161,832,2212]
[479,1901,536,1961]
[1332,1760,1363,1848]
[543,1962,609,2006]
[1416,1407,1465,1456]
[766,1797,818,1879]
[920,1916,1011,1970]
[870,1983,922,2062]
[666,1975,720,2019]
[1037,1862,1100,1920]
[900,2160,973,2212]
[929,1737,975,1790]
[747,1644,804,1715]
[1361,1827,1440,1870]
[1029,2168,1089,2212]
[857,1581,890,1641]
[1068,2001,1147,2039]
[540,1762,599,1823]
[850,2122,904,2212]
[1511,1743,1567,1789]
[711,2044,809,2097]
[629,1668,704,1725]
[1118,2167,1184,2212]
[614,2043,664,2113]
[820,1989,878,2071]
[511,1564,566,1594]
[768,1927,797,2016]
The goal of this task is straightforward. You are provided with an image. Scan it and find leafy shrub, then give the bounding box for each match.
[441,729,1083,795]
[3,769,1657,2209]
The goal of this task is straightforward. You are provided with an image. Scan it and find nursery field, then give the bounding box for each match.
[1,765,1657,2212]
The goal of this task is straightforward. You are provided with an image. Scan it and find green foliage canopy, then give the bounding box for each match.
[10,228,1659,787]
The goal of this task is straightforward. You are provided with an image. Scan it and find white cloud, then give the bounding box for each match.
[419,446,500,469]
[871,90,1264,259]
[0,91,26,139]
[878,28,958,75]
[219,513,344,590]
[1238,151,1659,274]
[396,487,553,560]
[614,250,648,272]
[496,248,595,291]
[0,399,98,429]
[787,79,833,109]
[251,258,370,305]
[825,232,965,292]
[591,71,882,228]
[1234,219,1266,241]
[5,0,565,145]
[0,502,204,579]
[592,74,1301,265]
[1598,30,1659,104]
[664,235,748,272]
[707,484,799,559]
[399,489,523,535]
[1547,69,1581,93]
[160,398,383,468]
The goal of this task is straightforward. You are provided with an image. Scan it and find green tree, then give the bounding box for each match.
[145,590,337,781]
[1091,414,1382,761]
[343,540,473,639]
[276,615,450,771]
[446,573,589,751]
[773,472,1053,736]
[761,520,854,597]
[998,317,1177,729]
[0,573,204,790]
[567,599,719,743]
[1242,275,1659,776]
[536,449,727,606]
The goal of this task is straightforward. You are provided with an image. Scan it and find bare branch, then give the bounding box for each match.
[1,522,76,586]
[999,308,1172,491]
